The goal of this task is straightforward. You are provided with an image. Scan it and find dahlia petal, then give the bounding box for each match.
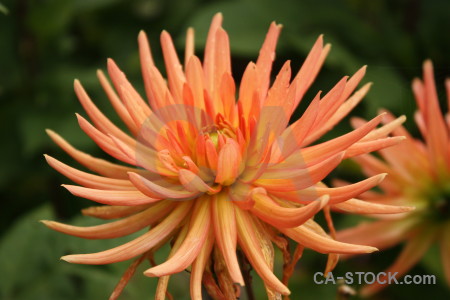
[335,219,417,251]
[344,136,406,158]
[353,154,405,193]
[185,56,206,111]
[137,31,158,110]
[281,224,378,254]
[215,139,243,186]
[129,172,198,200]
[361,226,437,296]
[310,76,348,129]
[185,27,195,65]
[81,205,149,220]
[44,154,134,190]
[256,152,344,191]
[190,230,214,300]
[311,82,371,142]
[219,72,237,123]
[309,66,367,136]
[161,30,186,102]
[178,168,220,193]
[213,28,232,111]
[63,184,161,206]
[107,59,152,117]
[203,13,223,94]
[205,138,218,172]
[97,70,138,135]
[41,200,174,239]
[212,193,244,285]
[144,67,172,112]
[155,226,189,300]
[61,201,192,264]
[109,135,170,178]
[289,35,325,112]
[250,192,329,228]
[274,93,320,162]
[228,182,255,210]
[270,174,386,204]
[46,130,140,179]
[144,198,211,276]
[251,219,281,300]
[263,60,292,115]
[358,115,406,142]
[76,114,136,165]
[211,247,239,300]
[255,21,282,102]
[332,198,414,214]
[120,86,156,129]
[421,60,449,169]
[74,79,135,146]
[238,62,258,121]
[300,113,385,164]
[236,210,290,295]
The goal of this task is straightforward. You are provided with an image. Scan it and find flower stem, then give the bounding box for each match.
[239,251,256,300]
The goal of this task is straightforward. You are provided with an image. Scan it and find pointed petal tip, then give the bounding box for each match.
[39,219,52,226]
[45,128,55,135]
[377,172,388,182]
[366,246,378,253]
[60,255,74,263]
[143,269,157,277]
[423,59,433,69]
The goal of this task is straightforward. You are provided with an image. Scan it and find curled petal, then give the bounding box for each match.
[46,129,139,179]
[281,224,378,254]
[332,198,415,215]
[155,226,189,300]
[235,209,290,295]
[190,231,214,300]
[144,198,211,276]
[61,201,192,264]
[81,205,149,220]
[288,174,386,204]
[41,200,174,239]
[63,185,161,206]
[212,192,244,285]
[250,192,329,228]
[129,172,198,200]
[44,154,134,190]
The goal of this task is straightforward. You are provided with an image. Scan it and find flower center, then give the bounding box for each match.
[418,182,450,222]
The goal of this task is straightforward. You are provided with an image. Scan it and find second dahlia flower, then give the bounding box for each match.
[337,61,450,296]
[43,13,410,299]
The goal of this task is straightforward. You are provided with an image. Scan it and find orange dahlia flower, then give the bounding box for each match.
[337,60,450,296]
[43,13,410,299]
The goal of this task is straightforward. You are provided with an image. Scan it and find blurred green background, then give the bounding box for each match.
[1,0,449,299]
